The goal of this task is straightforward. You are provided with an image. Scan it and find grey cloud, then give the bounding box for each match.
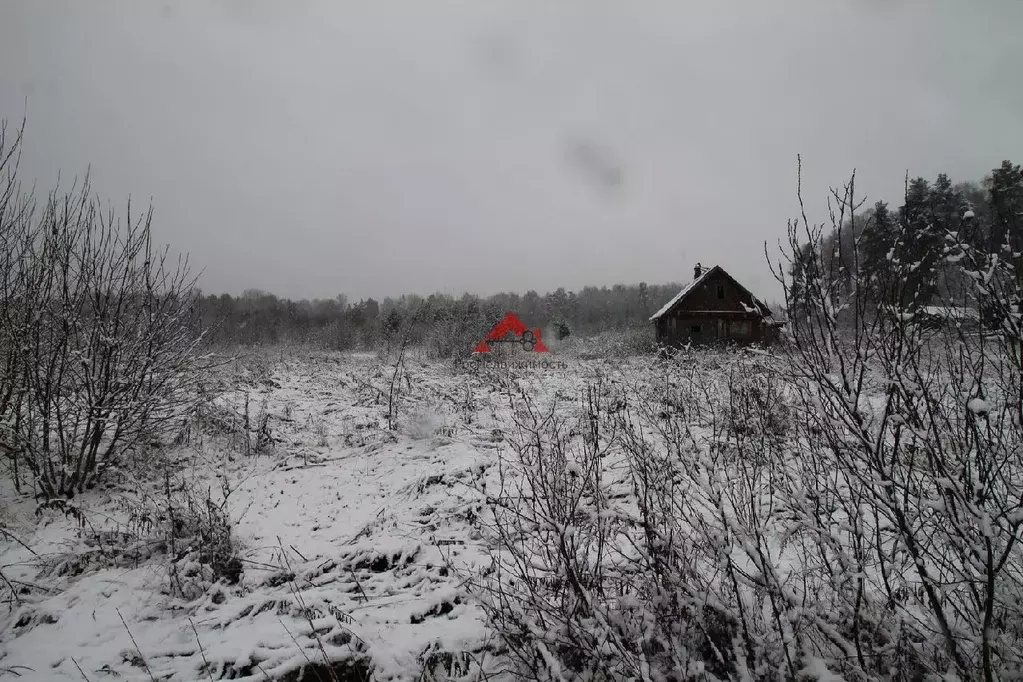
[1,0,1021,302]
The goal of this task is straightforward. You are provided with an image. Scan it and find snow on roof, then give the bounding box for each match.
[649,265,771,321]
[649,266,718,320]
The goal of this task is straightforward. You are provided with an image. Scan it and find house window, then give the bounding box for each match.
[716,285,725,300]
[690,324,702,334]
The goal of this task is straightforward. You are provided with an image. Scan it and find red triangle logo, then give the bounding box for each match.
[474,313,549,352]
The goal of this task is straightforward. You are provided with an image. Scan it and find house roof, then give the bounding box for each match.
[649,265,773,321]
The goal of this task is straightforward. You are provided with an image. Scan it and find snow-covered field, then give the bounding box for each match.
[0,349,632,681]
[5,337,1022,681]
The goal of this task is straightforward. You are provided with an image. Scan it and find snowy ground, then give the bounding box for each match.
[0,349,631,681]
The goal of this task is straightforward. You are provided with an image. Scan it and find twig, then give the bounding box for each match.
[276,539,337,672]
[0,567,22,606]
[255,661,274,681]
[70,657,92,682]
[116,608,157,682]
[0,666,35,678]
[0,526,38,556]
[279,618,318,673]
[388,302,425,430]
[190,618,215,682]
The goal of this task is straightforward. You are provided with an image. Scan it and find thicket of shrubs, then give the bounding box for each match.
[473,170,1023,680]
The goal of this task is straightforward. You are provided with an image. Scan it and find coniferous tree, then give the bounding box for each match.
[787,241,818,320]
[860,201,897,305]
[928,174,968,302]
[970,161,1023,329]
[897,177,941,308]
[986,161,1023,303]
[928,174,962,237]
[956,181,991,253]
[986,161,1023,250]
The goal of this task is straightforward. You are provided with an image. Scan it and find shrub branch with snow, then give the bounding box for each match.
[470,166,1023,681]
[0,119,212,498]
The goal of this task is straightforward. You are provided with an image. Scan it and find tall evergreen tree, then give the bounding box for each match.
[897,177,941,308]
[928,174,962,237]
[638,282,649,317]
[787,241,818,319]
[986,160,1023,312]
[986,161,1023,254]
[928,174,967,302]
[860,201,897,304]
[956,181,991,252]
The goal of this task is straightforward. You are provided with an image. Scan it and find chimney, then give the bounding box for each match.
[694,262,703,280]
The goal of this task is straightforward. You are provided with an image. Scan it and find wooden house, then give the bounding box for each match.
[650,264,782,348]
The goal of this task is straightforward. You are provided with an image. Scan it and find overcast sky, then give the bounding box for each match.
[2,0,1022,303]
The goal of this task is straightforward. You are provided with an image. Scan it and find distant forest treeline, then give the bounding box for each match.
[196,281,713,355]
[199,158,1023,355]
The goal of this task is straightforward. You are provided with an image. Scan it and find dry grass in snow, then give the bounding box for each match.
[0,349,617,681]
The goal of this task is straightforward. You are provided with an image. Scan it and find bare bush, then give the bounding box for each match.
[0,119,211,497]
[472,164,1023,680]
[556,327,657,360]
[473,358,801,680]
[27,468,241,603]
[764,163,1023,678]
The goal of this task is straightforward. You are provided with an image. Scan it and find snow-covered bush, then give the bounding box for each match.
[555,326,656,360]
[724,362,793,442]
[765,169,1023,678]
[474,169,1023,680]
[0,120,211,498]
[160,476,241,599]
[26,467,241,603]
[473,357,809,680]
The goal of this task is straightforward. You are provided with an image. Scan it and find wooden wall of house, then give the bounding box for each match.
[653,270,780,348]
[678,270,760,312]
[656,314,769,346]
